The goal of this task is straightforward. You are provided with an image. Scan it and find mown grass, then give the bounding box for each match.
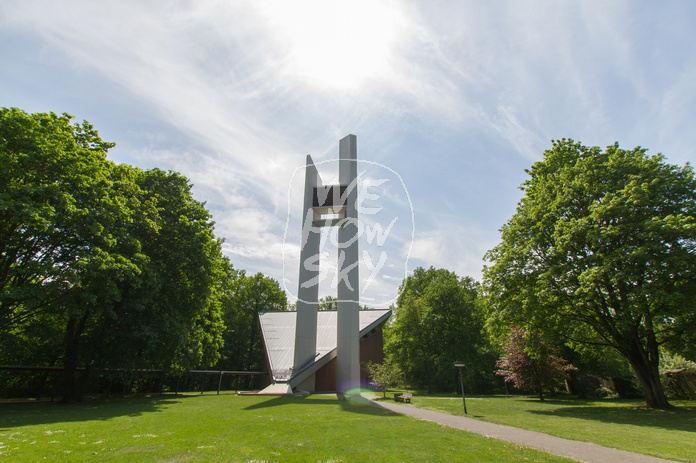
[403,394,696,462]
[0,393,572,462]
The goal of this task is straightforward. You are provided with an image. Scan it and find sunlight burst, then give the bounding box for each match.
[262,0,402,90]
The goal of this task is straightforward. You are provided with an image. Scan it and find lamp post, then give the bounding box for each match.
[454,362,467,414]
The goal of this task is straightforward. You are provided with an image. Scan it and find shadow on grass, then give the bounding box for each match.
[0,395,189,429]
[243,395,400,417]
[527,402,696,433]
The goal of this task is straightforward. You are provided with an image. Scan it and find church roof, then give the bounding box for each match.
[258,309,391,382]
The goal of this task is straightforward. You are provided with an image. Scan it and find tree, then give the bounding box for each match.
[495,327,576,400]
[317,295,371,311]
[486,316,635,399]
[119,167,226,372]
[0,108,144,400]
[386,267,492,393]
[0,108,120,334]
[558,341,635,398]
[54,166,227,401]
[0,108,226,401]
[364,358,402,398]
[484,139,696,408]
[318,296,337,310]
[216,271,287,373]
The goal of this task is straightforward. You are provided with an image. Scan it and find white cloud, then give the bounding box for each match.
[4,0,696,304]
[408,221,498,281]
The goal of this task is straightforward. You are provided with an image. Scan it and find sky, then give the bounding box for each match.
[2,1,696,308]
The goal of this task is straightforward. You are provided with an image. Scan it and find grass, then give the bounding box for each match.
[0,393,572,462]
[401,394,696,462]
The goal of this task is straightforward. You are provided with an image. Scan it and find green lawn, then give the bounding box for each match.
[0,393,571,462]
[404,394,696,462]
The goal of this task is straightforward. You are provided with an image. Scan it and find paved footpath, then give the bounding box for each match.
[368,398,677,463]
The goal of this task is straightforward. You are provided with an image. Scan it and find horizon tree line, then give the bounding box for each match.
[3,108,695,409]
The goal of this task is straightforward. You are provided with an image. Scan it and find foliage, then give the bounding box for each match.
[318,295,337,310]
[495,327,577,400]
[659,352,696,399]
[215,270,287,374]
[660,351,696,373]
[385,267,494,393]
[557,342,636,398]
[94,167,227,373]
[664,324,696,363]
[365,358,403,398]
[0,108,226,401]
[487,319,636,398]
[1,108,119,333]
[318,295,372,311]
[484,139,696,409]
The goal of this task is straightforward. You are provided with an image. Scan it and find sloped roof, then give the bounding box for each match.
[259,309,391,382]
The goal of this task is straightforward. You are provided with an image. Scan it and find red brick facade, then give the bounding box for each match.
[314,325,385,392]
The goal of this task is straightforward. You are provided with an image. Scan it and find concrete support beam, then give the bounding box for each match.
[293,155,320,392]
[336,134,360,396]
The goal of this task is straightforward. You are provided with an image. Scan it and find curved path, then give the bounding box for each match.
[368,398,677,463]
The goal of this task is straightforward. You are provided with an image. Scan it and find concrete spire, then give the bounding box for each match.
[336,135,360,397]
[293,155,321,392]
[292,135,360,397]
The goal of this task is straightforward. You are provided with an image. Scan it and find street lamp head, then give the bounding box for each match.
[454,362,466,368]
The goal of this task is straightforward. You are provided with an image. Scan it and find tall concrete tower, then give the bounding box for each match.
[292,155,321,392]
[293,134,360,397]
[335,135,360,395]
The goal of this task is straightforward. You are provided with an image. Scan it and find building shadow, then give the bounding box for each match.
[243,394,399,417]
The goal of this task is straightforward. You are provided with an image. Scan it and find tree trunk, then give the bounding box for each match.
[628,356,672,409]
[622,334,672,408]
[621,314,673,409]
[61,317,79,403]
[565,374,585,398]
[634,312,672,408]
[247,315,258,371]
[61,311,90,403]
[423,358,433,394]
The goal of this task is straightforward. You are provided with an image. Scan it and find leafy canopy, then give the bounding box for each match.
[386,267,492,393]
[484,139,696,408]
[364,358,402,398]
[495,327,577,400]
[0,108,227,400]
[215,270,287,373]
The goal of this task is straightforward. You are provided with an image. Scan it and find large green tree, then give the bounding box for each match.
[215,271,287,374]
[484,139,696,409]
[80,167,227,379]
[0,108,226,401]
[0,108,123,333]
[386,267,491,393]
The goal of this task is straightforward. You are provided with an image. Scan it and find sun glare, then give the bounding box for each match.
[261,0,401,90]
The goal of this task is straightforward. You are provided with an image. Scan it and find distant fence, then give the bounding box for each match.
[0,365,268,401]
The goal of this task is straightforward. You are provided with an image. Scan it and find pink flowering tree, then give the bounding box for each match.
[496,327,577,400]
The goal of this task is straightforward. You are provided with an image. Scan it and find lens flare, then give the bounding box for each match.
[338,379,375,400]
